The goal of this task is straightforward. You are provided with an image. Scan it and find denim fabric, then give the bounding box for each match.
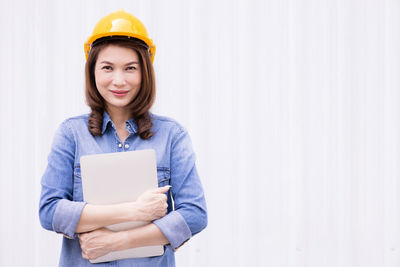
[39,112,207,267]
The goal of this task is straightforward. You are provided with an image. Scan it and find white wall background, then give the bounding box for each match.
[0,0,399,266]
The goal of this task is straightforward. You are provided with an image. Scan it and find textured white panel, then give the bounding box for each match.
[0,0,399,266]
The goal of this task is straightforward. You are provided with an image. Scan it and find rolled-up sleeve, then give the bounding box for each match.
[39,121,86,239]
[153,211,192,249]
[52,199,86,238]
[154,128,208,249]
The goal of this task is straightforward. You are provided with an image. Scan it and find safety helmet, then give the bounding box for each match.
[84,9,156,62]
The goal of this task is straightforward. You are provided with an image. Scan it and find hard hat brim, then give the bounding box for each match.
[84,32,155,62]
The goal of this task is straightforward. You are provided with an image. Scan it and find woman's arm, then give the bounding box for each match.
[152,128,208,249]
[119,223,169,249]
[76,186,170,233]
[78,223,169,260]
[39,121,82,238]
[78,127,207,260]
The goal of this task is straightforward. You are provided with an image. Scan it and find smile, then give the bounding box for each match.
[110,90,129,97]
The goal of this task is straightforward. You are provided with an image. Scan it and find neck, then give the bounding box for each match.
[106,106,131,128]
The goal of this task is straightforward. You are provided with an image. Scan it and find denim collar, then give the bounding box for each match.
[101,111,138,134]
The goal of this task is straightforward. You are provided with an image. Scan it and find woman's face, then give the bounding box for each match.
[94,45,142,111]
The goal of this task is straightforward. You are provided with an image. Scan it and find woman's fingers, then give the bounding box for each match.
[81,251,88,259]
[78,228,116,260]
[134,186,170,221]
[152,185,171,194]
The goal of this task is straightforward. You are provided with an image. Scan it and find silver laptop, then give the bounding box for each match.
[80,149,164,263]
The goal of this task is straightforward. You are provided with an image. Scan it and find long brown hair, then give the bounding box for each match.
[85,37,156,139]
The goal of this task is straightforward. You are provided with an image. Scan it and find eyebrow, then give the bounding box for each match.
[99,61,139,65]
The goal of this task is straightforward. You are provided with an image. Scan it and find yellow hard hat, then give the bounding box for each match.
[84,9,156,62]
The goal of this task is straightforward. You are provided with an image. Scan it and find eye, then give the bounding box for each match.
[101,66,112,71]
[126,66,137,71]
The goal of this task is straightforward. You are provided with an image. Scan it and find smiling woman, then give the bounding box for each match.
[38,10,207,267]
[86,40,152,143]
[95,46,142,107]
[85,37,156,141]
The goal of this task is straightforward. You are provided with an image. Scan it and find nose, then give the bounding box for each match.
[112,70,126,87]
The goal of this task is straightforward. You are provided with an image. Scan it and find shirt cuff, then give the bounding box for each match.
[52,199,86,239]
[153,210,192,249]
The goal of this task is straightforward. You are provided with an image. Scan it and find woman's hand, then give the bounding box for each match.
[75,186,170,234]
[79,228,122,260]
[134,186,170,221]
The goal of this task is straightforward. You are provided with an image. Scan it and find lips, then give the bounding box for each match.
[110,90,129,97]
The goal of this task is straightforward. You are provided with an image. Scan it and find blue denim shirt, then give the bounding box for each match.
[39,112,207,266]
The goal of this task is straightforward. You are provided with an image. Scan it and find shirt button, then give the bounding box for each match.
[118,143,122,148]
[125,144,129,149]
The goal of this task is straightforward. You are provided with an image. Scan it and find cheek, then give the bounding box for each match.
[94,70,111,88]
[129,73,142,87]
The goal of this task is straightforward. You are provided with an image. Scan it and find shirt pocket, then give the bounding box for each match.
[73,166,84,201]
[157,167,171,186]
[157,167,173,212]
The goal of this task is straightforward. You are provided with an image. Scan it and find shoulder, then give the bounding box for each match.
[151,113,185,131]
[64,113,90,124]
[57,114,90,137]
[62,114,89,128]
[150,113,188,138]
[151,114,195,154]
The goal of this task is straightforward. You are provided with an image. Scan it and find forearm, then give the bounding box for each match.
[76,186,170,234]
[115,223,169,250]
[76,202,135,233]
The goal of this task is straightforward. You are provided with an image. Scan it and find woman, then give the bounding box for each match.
[39,9,207,266]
